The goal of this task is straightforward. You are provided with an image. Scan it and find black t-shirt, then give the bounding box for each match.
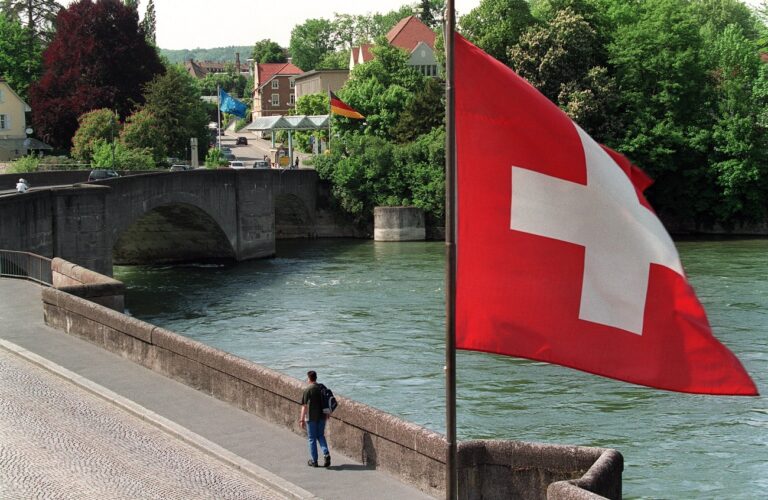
[302,383,323,421]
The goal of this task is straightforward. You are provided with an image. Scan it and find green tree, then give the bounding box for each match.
[91,139,154,170]
[142,65,209,159]
[1,0,61,45]
[459,0,534,64]
[71,109,121,163]
[339,42,426,140]
[418,0,445,29]
[251,39,286,63]
[142,0,156,45]
[508,7,620,142]
[289,18,335,71]
[607,0,712,222]
[392,77,444,142]
[120,108,166,163]
[0,12,40,98]
[706,24,768,220]
[317,50,349,70]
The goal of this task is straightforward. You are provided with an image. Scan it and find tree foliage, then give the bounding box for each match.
[460,0,534,64]
[251,39,286,63]
[142,0,156,45]
[141,65,208,159]
[289,18,334,71]
[120,108,166,163]
[0,12,41,98]
[1,0,61,46]
[71,108,120,162]
[28,0,164,150]
[91,139,154,170]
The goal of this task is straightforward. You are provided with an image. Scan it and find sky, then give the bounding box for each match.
[59,0,483,50]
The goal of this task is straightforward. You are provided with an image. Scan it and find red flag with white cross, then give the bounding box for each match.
[454,34,758,396]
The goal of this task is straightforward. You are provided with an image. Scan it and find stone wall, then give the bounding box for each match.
[40,261,623,499]
[374,206,426,241]
[51,257,124,311]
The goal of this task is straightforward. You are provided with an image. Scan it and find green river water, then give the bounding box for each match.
[115,238,767,499]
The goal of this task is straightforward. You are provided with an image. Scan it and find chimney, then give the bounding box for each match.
[236,52,241,74]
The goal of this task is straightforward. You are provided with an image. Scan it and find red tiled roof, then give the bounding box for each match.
[386,15,435,52]
[360,44,374,63]
[257,62,303,83]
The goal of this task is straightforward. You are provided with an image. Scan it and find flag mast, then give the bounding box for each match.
[217,84,222,151]
[444,0,457,499]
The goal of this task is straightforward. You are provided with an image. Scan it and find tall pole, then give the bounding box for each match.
[217,85,222,151]
[444,1,457,499]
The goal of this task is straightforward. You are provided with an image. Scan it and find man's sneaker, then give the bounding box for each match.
[307,460,318,467]
[323,455,331,467]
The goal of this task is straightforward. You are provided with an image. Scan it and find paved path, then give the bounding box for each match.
[0,278,433,500]
[0,348,284,499]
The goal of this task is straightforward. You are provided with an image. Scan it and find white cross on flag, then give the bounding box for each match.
[454,34,757,395]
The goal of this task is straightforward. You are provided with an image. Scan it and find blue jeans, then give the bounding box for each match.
[306,418,329,463]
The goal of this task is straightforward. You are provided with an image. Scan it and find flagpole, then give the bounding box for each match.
[217,84,222,151]
[328,90,332,152]
[444,1,457,499]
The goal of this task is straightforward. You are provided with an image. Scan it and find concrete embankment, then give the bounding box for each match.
[36,258,623,499]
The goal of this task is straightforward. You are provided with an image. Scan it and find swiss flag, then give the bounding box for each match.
[454,34,758,396]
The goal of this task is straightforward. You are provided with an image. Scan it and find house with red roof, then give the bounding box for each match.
[252,61,304,119]
[349,16,438,77]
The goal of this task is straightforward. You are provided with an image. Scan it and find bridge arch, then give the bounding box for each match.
[105,173,240,266]
[112,202,236,265]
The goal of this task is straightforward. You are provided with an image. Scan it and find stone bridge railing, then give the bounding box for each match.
[38,257,623,499]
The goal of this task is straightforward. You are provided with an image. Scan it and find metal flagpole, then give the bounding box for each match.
[444,1,457,499]
[328,90,332,152]
[217,85,222,151]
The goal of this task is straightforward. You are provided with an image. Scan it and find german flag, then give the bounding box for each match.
[329,91,365,119]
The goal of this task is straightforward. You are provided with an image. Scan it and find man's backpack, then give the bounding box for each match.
[318,383,338,414]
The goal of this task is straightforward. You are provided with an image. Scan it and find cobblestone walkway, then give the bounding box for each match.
[0,349,286,500]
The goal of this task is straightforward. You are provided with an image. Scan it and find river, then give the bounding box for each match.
[114,238,767,499]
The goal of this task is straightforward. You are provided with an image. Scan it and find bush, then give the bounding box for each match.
[204,148,228,168]
[91,140,155,170]
[8,155,41,173]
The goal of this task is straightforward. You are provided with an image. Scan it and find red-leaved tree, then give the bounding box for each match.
[29,0,164,151]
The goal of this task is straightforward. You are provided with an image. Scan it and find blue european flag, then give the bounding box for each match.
[219,88,247,118]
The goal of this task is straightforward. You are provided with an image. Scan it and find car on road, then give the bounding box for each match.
[236,136,248,145]
[229,161,246,169]
[88,169,119,181]
[169,164,192,172]
[253,160,270,169]
[223,152,236,161]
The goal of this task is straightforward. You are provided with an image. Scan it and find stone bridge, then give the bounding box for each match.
[0,170,353,275]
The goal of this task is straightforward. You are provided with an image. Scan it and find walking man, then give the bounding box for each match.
[300,370,331,467]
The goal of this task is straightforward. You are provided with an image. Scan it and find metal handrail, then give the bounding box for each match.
[0,250,52,286]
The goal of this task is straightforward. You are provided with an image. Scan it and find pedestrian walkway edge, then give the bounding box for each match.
[0,338,320,500]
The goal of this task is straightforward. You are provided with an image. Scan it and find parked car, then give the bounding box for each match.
[236,136,248,145]
[169,164,192,172]
[253,160,270,169]
[88,169,119,181]
[229,161,246,169]
[223,152,236,161]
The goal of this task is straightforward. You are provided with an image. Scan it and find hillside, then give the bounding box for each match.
[160,46,253,64]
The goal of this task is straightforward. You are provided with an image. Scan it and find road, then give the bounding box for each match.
[221,128,314,169]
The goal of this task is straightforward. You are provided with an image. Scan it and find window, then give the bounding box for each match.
[289,94,295,106]
[0,114,7,129]
[271,94,280,106]
[290,80,295,89]
[272,79,279,89]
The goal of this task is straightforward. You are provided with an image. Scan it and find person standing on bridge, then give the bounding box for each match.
[300,370,331,467]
